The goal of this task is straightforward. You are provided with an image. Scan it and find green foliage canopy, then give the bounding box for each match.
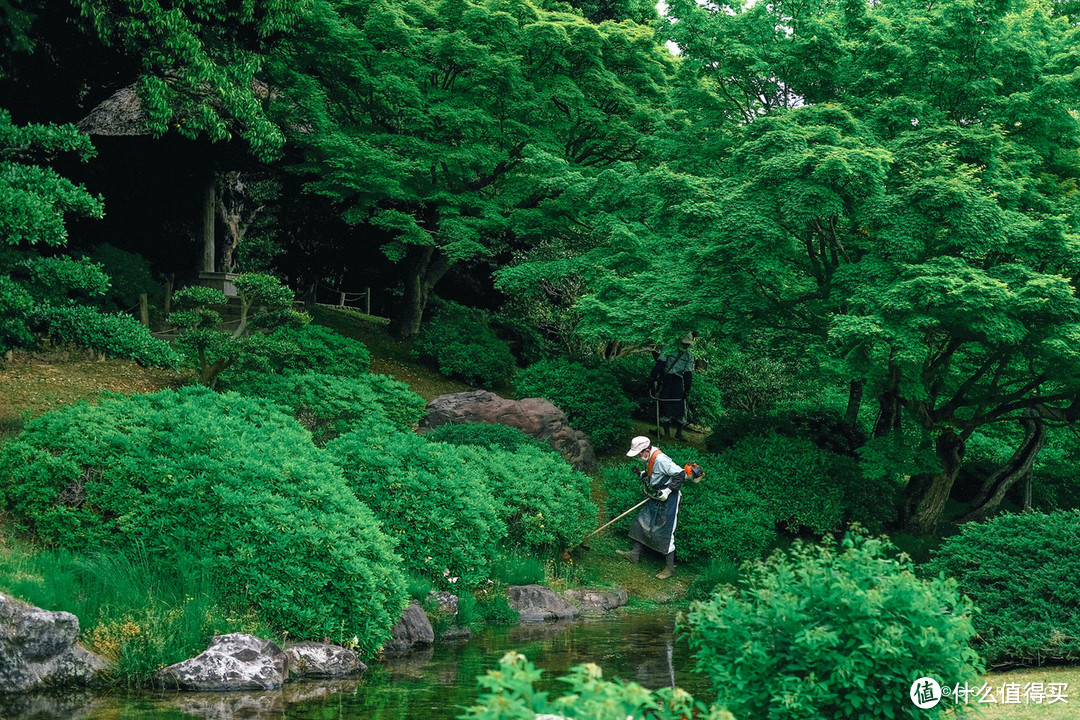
[0,110,175,365]
[269,0,677,335]
[518,0,1080,530]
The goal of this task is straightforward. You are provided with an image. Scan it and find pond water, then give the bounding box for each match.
[1,611,714,720]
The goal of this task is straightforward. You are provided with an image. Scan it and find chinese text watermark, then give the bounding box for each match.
[909,677,1068,709]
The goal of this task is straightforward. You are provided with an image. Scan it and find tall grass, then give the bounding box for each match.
[490,551,545,586]
[0,539,273,686]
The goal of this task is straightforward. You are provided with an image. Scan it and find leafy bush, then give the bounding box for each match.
[87,244,159,313]
[0,387,407,651]
[514,357,632,452]
[601,447,777,564]
[683,533,983,720]
[328,430,506,589]
[686,373,724,430]
[464,444,597,552]
[31,304,178,367]
[490,312,550,366]
[225,371,426,444]
[603,353,655,417]
[425,422,557,456]
[926,510,1080,666]
[708,431,896,533]
[412,301,516,389]
[220,323,372,382]
[462,652,721,720]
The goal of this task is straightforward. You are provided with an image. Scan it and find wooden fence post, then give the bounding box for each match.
[139,293,149,327]
[339,291,346,308]
[366,287,371,316]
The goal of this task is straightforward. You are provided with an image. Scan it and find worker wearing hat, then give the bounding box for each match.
[649,333,696,440]
[616,435,703,579]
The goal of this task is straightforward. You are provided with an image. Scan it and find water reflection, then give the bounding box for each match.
[0,612,712,720]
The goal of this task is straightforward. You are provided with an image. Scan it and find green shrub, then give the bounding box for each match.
[87,244,159,313]
[425,422,557,456]
[683,532,983,720]
[601,447,776,564]
[225,371,426,444]
[328,430,506,589]
[31,305,178,367]
[711,432,896,534]
[603,353,655,417]
[0,387,406,651]
[464,444,597,552]
[514,357,632,452]
[220,323,372,382]
[412,301,516,389]
[490,313,550,366]
[462,652,720,720]
[475,592,520,625]
[925,510,1080,666]
[686,373,724,430]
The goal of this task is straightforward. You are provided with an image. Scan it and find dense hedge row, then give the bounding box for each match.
[927,510,1080,666]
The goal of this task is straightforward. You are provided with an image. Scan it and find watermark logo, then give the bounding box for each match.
[910,677,942,709]
[909,678,1069,709]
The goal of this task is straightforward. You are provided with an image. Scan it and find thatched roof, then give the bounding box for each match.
[76,85,152,136]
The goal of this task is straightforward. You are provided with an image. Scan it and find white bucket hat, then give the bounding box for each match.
[626,436,651,457]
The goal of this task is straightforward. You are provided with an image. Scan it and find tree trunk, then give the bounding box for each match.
[902,429,966,533]
[391,245,450,339]
[956,410,1045,524]
[845,380,864,425]
[872,367,901,438]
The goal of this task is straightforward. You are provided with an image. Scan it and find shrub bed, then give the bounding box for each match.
[225,371,426,444]
[683,533,983,720]
[412,301,516,389]
[926,510,1080,666]
[0,387,406,652]
[514,358,631,452]
[328,430,506,588]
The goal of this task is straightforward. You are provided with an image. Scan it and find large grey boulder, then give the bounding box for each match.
[384,600,434,652]
[156,633,289,691]
[0,592,111,693]
[508,585,581,623]
[284,641,366,679]
[420,391,596,472]
[563,587,629,614]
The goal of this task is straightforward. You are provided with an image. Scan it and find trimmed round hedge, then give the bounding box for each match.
[0,387,406,652]
[224,371,426,444]
[926,510,1080,666]
[684,533,982,720]
[328,429,506,589]
[514,358,632,452]
[425,422,558,456]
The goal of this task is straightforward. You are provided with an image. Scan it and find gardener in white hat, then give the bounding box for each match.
[616,435,702,579]
[648,333,696,440]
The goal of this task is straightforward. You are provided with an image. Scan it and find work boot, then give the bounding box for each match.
[661,422,670,438]
[616,542,642,563]
[674,424,685,440]
[656,552,676,579]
